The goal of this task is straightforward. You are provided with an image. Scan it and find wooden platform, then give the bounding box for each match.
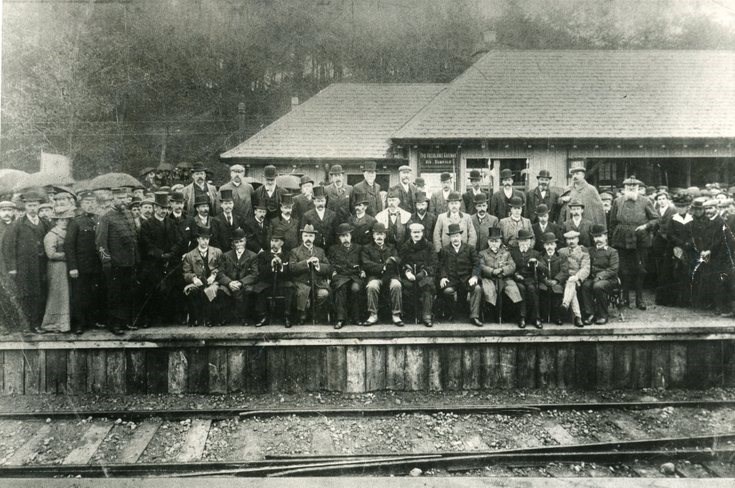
[1,320,734,395]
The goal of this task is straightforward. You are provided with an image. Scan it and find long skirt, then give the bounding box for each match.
[41,260,71,332]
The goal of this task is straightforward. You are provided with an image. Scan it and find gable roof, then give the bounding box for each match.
[393,50,735,140]
[221,83,446,161]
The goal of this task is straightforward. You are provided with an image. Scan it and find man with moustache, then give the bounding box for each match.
[669,194,695,307]
[470,193,498,252]
[600,192,614,230]
[511,229,543,329]
[692,200,735,315]
[438,223,483,326]
[268,193,300,253]
[390,165,417,214]
[463,170,488,216]
[362,222,403,326]
[348,193,377,246]
[302,186,338,250]
[219,164,254,221]
[478,228,522,322]
[244,203,270,254]
[290,224,332,325]
[581,224,619,325]
[325,165,353,225]
[433,191,477,252]
[182,226,224,327]
[498,196,533,249]
[526,170,559,223]
[213,189,246,249]
[182,195,220,252]
[558,230,590,327]
[292,175,316,223]
[562,199,594,248]
[140,198,154,222]
[217,228,258,325]
[5,191,51,333]
[0,200,24,333]
[490,168,525,219]
[538,232,565,325]
[407,191,436,242]
[0,201,16,269]
[254,231,294,327]
[430,172,463,215]
[329,224,365,329]
[253,165,286,221]
[557,160,605,227]
[351,161,383,216]
[400,223,437,327]
[532,204,563,253]
[181,162,219,216]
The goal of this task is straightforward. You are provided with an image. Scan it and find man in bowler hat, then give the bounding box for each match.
[438,223,483,326]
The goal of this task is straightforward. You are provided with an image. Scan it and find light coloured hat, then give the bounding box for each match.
[563,230,580,239]
[408,222,424,232]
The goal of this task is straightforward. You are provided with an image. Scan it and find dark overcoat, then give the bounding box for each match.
[328,243,363,289]
[399,238,436,288]
[348,214,377,246]
[439,243,480,285]
[4,216,50,297]
[268,215,300,253]
[361,242,400,282]
[65,212,101,274]
[289,244,332,288]
[325,183,353,224]
[351,180,383,216]
[301,208,338,250]
[218,249,259,287]
[244,216,270,254]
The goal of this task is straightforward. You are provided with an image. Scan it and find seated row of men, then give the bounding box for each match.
[175,215,619,331]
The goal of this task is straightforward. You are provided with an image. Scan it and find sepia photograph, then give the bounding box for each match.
[0,0,734,485]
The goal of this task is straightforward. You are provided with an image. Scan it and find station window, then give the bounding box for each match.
[492,158,528,189]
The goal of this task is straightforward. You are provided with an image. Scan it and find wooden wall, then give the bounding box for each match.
[2,340,734,395]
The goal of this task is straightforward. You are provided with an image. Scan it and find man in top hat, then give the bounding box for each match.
[538,232,565,325]
[498,196,533,249]
[650,190,678,306]
[183,194,221,252]
[182,162,220,217]
[254,229,294,327]
[253,164,286,221]
[609,177,658,310]
[390,165,417,214]
[348,192,377,246]
[399,222,437,327]
[139,192,178,327]
[433,191,477,252]
[470,193,498,252]
[490,168,525,219]
[362,222,403,326]
[325,165,353,225]
[96,187,140,334]
[5,190,52,332]
[558,230,590,327]
[557,159,605,227]
[463,169,488,216]
[351,161,383,216]
[478,227,522,321]
[302,186,338,250]
[140,167,158,191]
[217,227,258,325]
[438,223,483,326]
[290,223,332,324]
[329,223,365,328]
[430,172,464,216]
[182,226,224,327]
[510,229,543,329]
[407,191,436,243]
[532,204,563,253]
[244,202,270,254]
[562,199,594,248]
[213,189,246,249]
[526,169,559,223]
[268,193,300,253]
[580,224,619,325]
[219,164,254,222]
[293,175,316,223]
[375,188,412,247]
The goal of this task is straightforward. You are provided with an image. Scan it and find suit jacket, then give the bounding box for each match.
[558,245,590,283]
[390,182,417,214]
[4,215,51,297]
[168,212,189,258]
[219,180,254,221]
[289,244,332,288]
[328,243,363,288]
[252,185,286,221]
[510,247,542,282]
[361,242,400,281]
[65,212,101,274]
[375,208,412,246]
[301,208,338,250]
[430,190,466,216]
[588,246,620,281]
[398,238,437,288]
[439,243,480,284]
[563,218,594,248]
[213,212,246,252]
[325,183,353,224]
[268,215,300,253]
[351,180,383,216]
[96,207,139,268]
[140,216,177,265]
[532,221,564,253]
[182,215,221,252]
[539,252,565,293]
[498,216,533,249]
[433,212,477,252]
[292,194,315,223]
[182,246,223,283]
[462,189,489,216]
[526,186,560,222]
[255,248,292,292]
[218,248,259,287]
[244,216,270,254]
[182,182,220,216]
[348,213,377,246]
[407,212,436,243]
[471,213,499,252]
[490,189,525,219]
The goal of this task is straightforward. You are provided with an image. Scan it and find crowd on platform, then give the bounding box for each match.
[0,159,733,335]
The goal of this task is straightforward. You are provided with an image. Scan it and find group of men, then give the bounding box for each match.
[2,156,734,335]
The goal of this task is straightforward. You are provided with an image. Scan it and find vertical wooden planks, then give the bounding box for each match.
[246,347,267,393]
[669,343,688,388]
[345,346,366,393]
[304,346,327,392]
[227,348,246,393]
[444,346,463,390]
[126,350,147,394]
[285,346,307,393]
[497,345,516,389]
[208,348,228,394]
[146,350,168,393]
[516,345,536,389]
[66,349,87,395]
[404,345,425,391]
[365,346,386,392]
[724,341,735,387]
[481,345,500,389]
[188,348,209,394]
[386,346,406,390]
[556,345,575,389]
[462,346,481,390]
[106,350,126,394]
[168,349,188,394]
[87,350,106,394]
[613,344,633,389]
[23,350,43,395]
[45,350,67,394]
[575,343,596,390]
[266,347,286,392]
[632,344,651,389]
[427,347,442,391]
[536,345,556,389]
[595,344,614,390]
[3,350,23,395]
[326,346,347,392]
[651,343,670,390]
[706,341,724,388]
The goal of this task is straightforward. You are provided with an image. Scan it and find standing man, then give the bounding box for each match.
[430,172,461,215]
[669,193,695,307]
[268,193,300,253]
[329,223,365,329]
[581,224,619,325]
[400,222,437,327]
[301,186,338,250]
[562,199,594,248]
[182,226,224,327]
[348,192,377,246]
[470,193,498,252]
[600,192,614,230]
[407,191,435,242]
[96,188,139,335]
[375,189,411,247]
[526,169,559,223]
[609,177,658,310]
[292,175,315,223]
[557,160,605,227]
[244,203,270,254]
[253,165,286,221]
[213,189,246,249]
[498,196,533,249]
[532,204,563,253]
[325,165,353,225]
[490,169,525,219]
[433,191,477,252]
[391,165,417,214]
[438,223,483,326]
[5,190,51,333]
[217,228,258,325]
[463,170,488,216]
[692,200,734,315]
[219,164,254,221]
[362,222,403,326]
[182,162,220,217]
[289,224,332,325]
[351,161,383,216]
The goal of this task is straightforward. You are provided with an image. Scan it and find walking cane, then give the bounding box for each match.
[269,260,279,322]
[413,264,420,325]
[546,259,552,324]
[495,276,503,325]
[309,261,317,325]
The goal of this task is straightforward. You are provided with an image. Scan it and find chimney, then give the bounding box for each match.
[291,96,300,110]
[238,102,247,143]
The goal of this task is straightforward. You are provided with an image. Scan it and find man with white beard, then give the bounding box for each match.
[351,161,383,216]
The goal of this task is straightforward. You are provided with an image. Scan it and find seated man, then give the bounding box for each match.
[254,231,293,328]
[217,228,258,325]
[182,226,224,327]
[538,232,565,325]
[510,229,542,329]
[289,224,332,325]
[399,222,437,327]
[478,228,522,323]
[581,224,620,325]
[362,222,402,326]
[558,230,591,327]
[438,223,483,326]
[329,223,365,329]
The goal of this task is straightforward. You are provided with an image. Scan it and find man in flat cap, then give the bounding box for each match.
[490,168,525,219]
[219,164,254,222]
[376,188,412,247]
[302,186,338,250]
[390,165,417,214]
[289,224,332,324]
[351,161,383,216]
[438,223,483,327]
[293,175,316,223]
[562,199,593,248]
[407,191,435,242]
[580,224,619,325]
[463,169,488,216]
[217,228,258,325]
[498,196,533,249]
[433,191,477,252]
[348,192,377,246]
[254,230,293,327]
[362,222,403,326]
[325,165,353,225]
[182,226,224,327]
[557,160,605,227]
[400,222,437,327]
[430,172,464,216]
[609,177,658,310]
[558,230,590,327]
[253,165,286,221]
[329,223,365,329]
[268,193,300,253]
[526,169,559,223]
[182,162,219,217]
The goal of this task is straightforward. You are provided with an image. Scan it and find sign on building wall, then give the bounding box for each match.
[419,147,459,194]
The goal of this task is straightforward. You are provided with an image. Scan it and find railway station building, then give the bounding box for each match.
[222,50,735,195]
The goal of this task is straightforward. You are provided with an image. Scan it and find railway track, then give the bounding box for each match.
[0,399,733,478]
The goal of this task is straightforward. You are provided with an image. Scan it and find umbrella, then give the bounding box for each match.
[243,176,262,189]
[13,171,75,192]
[89,172,142,190]
[276,174,301,192]
[0,169,30,195]
[73,179,93,193]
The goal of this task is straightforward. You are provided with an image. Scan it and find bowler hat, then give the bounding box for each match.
[673,193,692,206]
[21,190,45,203]
[264,165,277,179]
[415,177,426,186]
[220,189,234,201]
[271,230,285,241]
[153,192,170,207]
[500,169,514,180]
[568,160,586,175]
[535,204,549,215]
[127,197,141,209]
[440,172,451,182]
[446,223,463,236]
[312,186,326,199]
[231,228,247,241]
[540,232,558,244]
[372,222,387,233]
[301,223,318,235]
[447,191,462,202]
[509,196,523,208]
[140,197,155,207]
[537,169,552,179]
[329,165,344,175]
[191,162,208,173]
[473,193,488,204]
[363,161,377,172]
[336,223,352,235]
[415,191,429,203]
[469,169,481,180]
[195,226,212,237]
[280,193,294,206]
[487,227,503,240]
[568,198,584,208]
[517,229,533,240]
[353,192,369,205]
[590,224,608,237]
[563,230,580,239]
[170,192,184,203]
[387,189,401,200]
[299,175,314,187]
[193,195,210,208]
